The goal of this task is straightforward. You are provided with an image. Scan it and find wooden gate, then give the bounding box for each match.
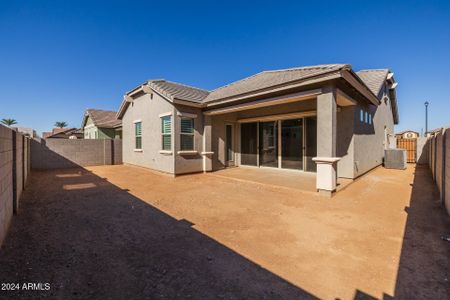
[397,138,417,163]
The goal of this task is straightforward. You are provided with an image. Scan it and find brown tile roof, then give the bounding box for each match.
[148,80,209,103]
[204,64,348,102]
[52,128,69,135]
[45,128,81,139]
[85,109,122,128]
[356,69,389,97]
[119,64,398,120]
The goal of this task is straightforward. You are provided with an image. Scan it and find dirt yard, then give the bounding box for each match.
[0,164,448,299]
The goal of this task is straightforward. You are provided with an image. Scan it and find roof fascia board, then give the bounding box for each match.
[116,96,133,119]
[173,98,204,108]
[81,113,89,129]
[341,70,380,105]
[150,87,174,103]
[204,88,321,116]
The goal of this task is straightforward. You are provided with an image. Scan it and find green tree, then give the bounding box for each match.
[54,121,68,128]
[1,118,17,126]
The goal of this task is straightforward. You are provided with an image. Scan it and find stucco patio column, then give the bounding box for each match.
[314,86,341,196]
[201,115,214,172]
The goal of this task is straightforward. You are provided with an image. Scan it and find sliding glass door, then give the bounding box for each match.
[259,121,278,167]
[239,117,316,172]
[240,122,257,166]
[281,119,303,170]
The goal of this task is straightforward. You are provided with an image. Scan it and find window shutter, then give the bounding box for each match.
[162,136,171,150]
[161,116,171,151]
[135,122,142,149]
[180,118,194,134]
[180,117,194,150]
[161,116,171,134]
[180,135,194,150]
[135,122,142,135]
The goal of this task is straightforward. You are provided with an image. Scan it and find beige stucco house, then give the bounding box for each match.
[117,64,398,195]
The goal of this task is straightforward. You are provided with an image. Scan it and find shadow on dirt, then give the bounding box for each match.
[387,164,450,299]
[0,167,318,299]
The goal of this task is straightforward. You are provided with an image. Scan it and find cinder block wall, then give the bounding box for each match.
[427,127,450,216]
[435,132,443,197]
[31,138,123,169]
[0,126,13,246]
[445,129,450,216]
[13,131,24,213]
[0,125,30,247]
[113,139,122,165]
[416,137,428,164]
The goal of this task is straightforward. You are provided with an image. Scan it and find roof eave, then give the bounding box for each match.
[341,69,380,106]
[173,98,205,108]
[117,83,205,119]
[81,112,90,129]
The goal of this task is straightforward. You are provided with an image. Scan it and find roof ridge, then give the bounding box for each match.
[357,69,389,72]
[263,64,347,73]
[150,79,209,92]
[86,108,117,112]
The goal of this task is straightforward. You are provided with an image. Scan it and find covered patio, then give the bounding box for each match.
[210,166,353,193]
[202,86,360,196]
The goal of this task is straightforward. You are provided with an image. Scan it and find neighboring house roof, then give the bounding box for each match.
[117,64,398,123]
[356,69,389,97]
[52,128,69,135]
[396,130,419,135]
[44,128,82,139]
[83,109,122,128]
[204,64,347,103]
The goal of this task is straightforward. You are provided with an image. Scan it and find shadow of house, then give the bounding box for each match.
[0,150,318,299]
[390,164,450,299]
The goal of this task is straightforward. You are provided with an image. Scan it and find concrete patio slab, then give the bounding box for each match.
[210,166,353,193]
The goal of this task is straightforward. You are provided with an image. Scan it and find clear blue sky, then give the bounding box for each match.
[1,0,449,135]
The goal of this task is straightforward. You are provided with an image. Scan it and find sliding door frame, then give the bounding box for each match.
[237,111,317,172]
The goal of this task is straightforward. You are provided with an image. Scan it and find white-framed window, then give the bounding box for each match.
[360,109,364,123]
[135,122,142,149]
[369,113,372,125]
[180,117,194,150]
[161,116,172,151]
[365,111,368,123]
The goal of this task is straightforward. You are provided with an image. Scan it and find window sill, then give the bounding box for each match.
[177,150,198,155]
[159,150,173,155]
[134,149,143,152]
[201,151,214,155]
